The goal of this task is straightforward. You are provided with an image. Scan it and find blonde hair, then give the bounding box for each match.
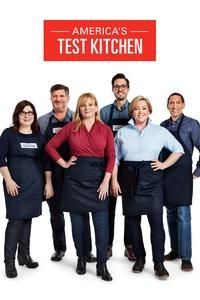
[129,95,153,114]
[73,93,102,130]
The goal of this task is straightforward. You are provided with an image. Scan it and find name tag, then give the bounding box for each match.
[20,143,38,149]
[53,127,62,134]
[112,125,125,131]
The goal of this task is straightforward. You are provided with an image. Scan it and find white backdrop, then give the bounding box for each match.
[0,1,200,299]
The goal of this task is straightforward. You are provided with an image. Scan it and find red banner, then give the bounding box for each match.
[44,20,156,61]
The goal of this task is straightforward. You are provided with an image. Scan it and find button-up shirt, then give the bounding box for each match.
[100,100,130,123]
[161,114,200,177]
[38,109,74,136]
[115,118,184,165]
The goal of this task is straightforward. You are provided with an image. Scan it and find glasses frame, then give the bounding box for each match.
[19,111,34,117]
[113,84,128,91]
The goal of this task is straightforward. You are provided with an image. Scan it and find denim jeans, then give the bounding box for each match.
[70,211,108,263]
[166,205,192,259]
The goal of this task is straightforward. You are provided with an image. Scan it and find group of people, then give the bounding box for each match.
[0,74,200,281]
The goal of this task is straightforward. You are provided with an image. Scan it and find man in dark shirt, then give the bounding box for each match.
[100,73,135,261]
[161,92,200,271]
[38,84,95,263]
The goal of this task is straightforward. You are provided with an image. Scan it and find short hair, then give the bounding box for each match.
[167,92,185,105]
[50,84,69,95]
[12,100,39,133]
[111,73,130,88]
[129,95,153,114]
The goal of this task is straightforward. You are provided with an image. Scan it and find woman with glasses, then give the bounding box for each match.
[0,100,53,278]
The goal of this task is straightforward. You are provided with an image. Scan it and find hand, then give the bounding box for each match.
[57,156,77,168]
[110,180,121,197]
[97,181,109,201]
[151,160,166,171]
[44,183,54,199]
[6,179,20,196]
[65,156,77,168]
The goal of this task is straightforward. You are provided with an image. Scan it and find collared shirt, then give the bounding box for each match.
[161,114,200,177]
[38,109,74,136]
[115,118,184,165]
[100,100,130,124]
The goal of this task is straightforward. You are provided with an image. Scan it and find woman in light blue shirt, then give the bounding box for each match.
[111,95,184,280]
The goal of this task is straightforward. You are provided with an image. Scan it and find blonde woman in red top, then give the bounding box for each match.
[46,93,115,281]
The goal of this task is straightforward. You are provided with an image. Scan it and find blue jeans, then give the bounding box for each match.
[166,206,192,259]
[70,211,108,263]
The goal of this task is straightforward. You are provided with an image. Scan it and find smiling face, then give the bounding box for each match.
[51,89,69,113]
[18,105,34,127]
[167,95,185,120]
[112,78,129,102]
[79,97,98,120]
[131,100,150,126]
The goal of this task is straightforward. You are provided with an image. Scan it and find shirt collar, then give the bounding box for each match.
[169,113,183,125]
[113,100,129,111]
[128,118,152,128]
[51,109,73,121]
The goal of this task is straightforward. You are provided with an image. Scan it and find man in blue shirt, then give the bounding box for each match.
[161,92,200,271]
[100,73,135,261]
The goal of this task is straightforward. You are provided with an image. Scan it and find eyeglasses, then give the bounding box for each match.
[113,84,128,90]
[19,111,34,117]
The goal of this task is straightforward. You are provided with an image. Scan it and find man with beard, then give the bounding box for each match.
[38,84,95,263]
[100,74,135,261]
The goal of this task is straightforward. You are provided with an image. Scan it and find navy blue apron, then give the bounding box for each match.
[120,161,163,216]
[161,115,193,207]
[107,103,130,180]
[107,103,130,137]
[4,133,43,219]
[60,157,108,213]
[44,115,72,204]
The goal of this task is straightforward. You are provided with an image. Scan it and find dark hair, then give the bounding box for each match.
[111,73,130,88]
[167,92,185,105]
[12,100,39,133]
[50,84,69,95]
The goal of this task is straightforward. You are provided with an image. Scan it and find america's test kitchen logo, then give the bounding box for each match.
[44,20,156,61]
